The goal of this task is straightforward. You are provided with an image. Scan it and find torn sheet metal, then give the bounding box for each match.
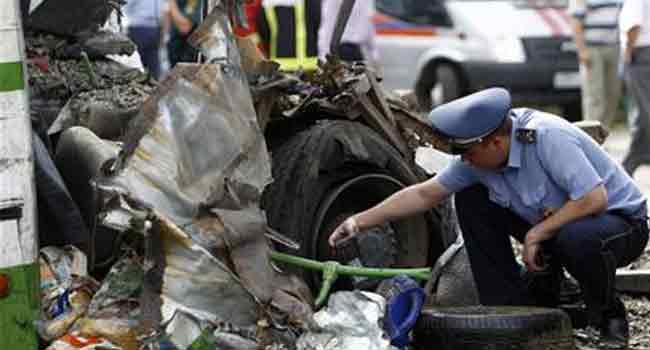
[92,5,313,344]
[98,61,271,224]
[297,291,390,350]
[139,211,259,330]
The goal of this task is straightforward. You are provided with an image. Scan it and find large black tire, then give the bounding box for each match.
[262,120,446,288]
[416,63,463,111]
[415,306,575,350]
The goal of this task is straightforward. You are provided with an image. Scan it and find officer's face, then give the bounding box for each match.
[461,136,508,169]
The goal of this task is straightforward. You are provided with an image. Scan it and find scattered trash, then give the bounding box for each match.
[45,333,122,350]
[296,291,390,350]
[37,246,99,342]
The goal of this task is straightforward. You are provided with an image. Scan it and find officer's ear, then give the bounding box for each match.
[490,133,508,149]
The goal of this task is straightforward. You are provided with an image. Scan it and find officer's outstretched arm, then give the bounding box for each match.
[328,178,451,247]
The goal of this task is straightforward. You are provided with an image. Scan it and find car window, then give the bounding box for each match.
[376,0,452,27]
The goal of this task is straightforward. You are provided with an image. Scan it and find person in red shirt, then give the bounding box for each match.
[233,0,262,37]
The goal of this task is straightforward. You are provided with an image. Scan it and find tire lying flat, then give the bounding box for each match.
[415,306,575,350]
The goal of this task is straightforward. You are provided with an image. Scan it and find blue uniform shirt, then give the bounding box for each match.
[436,108,647,224]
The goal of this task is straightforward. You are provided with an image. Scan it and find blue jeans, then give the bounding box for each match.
[456,185,648,323]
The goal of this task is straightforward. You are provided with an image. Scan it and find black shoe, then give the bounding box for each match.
[599,300,629,349]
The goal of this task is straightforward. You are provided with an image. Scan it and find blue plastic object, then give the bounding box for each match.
[376,275,425,348]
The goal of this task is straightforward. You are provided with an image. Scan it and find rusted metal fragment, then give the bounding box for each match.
[616,270,650,294]
[351,75,410,157]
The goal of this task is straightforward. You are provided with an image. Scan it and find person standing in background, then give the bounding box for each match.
[125,0,166,79]
[317,0,378,63]
[569,0,622,126]
[167,0,203,67]
[256,0,321,72]
[619,0,650,176]
[234,0,262,37]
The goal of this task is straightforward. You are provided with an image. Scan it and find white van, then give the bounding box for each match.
[374,0,581,119]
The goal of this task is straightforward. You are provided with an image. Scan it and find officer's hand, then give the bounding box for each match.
[328,216,360,247]
[523,241,545,272]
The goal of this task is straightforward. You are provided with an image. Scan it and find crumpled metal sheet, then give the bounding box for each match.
[100,61,271,224]
[94,4,313,344]
[296,291,390,350]
[139,211,259,329]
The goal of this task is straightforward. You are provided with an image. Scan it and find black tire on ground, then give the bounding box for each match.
[261,120,448,289]
[561,102,583,122]
[416,63,463,111]
[414,306,575,350]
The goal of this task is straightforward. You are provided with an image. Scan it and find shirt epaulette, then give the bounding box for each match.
[516,128,537,144]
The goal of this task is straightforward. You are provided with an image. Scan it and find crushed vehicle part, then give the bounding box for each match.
[54,127,121,266]
[296,291,390,350]
[87,6,315,345]
[260,120,437,291]
[97,62,271,223]
[424,236,479,307]
[139,209,259,328]
[34,133,91,255]
[23,0,123,37]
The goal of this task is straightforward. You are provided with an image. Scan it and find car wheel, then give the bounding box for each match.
[416,64,462,111]
[414,306,575,350]
[262,120,448,290]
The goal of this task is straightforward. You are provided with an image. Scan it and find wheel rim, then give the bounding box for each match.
[311,173,429,289]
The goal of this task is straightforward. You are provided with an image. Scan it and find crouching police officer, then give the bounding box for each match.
[328,87,649,348]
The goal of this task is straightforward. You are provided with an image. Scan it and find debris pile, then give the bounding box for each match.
[24,0,153,141]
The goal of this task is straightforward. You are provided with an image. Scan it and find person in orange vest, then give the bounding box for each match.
[256,0,321,71]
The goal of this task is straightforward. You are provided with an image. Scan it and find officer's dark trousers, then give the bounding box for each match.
[456,185,649,323]
[127,26,161,79]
